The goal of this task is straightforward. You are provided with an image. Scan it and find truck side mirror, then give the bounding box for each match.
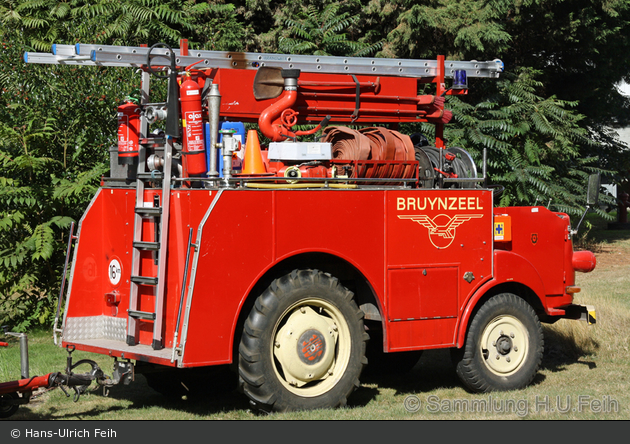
[586,173,600,207]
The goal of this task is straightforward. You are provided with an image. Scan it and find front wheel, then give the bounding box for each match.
[453,293,543,392]
[238,269,368,413]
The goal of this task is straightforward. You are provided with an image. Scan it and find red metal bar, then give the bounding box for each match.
[299,92,439,106]
[301,106,428,116]
[299,80,379,90]
[179,39,188,57]
[0,374,52,395]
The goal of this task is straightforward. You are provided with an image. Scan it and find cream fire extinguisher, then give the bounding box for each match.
[117,100,140,164]
[180,73,207,176]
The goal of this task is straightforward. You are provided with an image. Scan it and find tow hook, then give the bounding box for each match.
[1,336,131,418]
[48,345,110,402]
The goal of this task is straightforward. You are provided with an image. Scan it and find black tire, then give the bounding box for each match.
[0,393,19,419]
[238,269,368,413]
[454,293,543,392]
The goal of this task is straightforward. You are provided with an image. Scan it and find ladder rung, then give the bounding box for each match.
[135,206,162,216]
[131,275,158,286]
[137,172,164,181]
[128,310,156,321]
[133,241,160,251]
[86,48,504,79]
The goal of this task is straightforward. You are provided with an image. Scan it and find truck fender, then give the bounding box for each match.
[230,251,384,358]
[456,250,546,347]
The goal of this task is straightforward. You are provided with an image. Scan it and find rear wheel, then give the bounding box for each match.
[0,392,19,418]
[454,293,543,392]
[239,269,368,413]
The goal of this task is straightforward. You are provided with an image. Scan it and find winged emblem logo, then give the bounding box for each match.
[398,214,484,249]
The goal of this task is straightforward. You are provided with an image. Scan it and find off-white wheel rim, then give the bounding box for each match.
[480,315,528,376]
[273,298,351,397]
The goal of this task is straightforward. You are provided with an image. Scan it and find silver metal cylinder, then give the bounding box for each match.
[220,129,238,185]
[284,77,298,91]
[147,154,164,171]
[145,105,168,124]
[19,334,29,379]
[207,83,221,181]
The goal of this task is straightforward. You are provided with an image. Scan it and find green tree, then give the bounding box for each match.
[382,0,512,60]
[2,0,628,328]
[501,0,630,186]
[0,104,77,330]
[278,3,383,56]
[502,0,630,128]
[0,34,114,329]
[2,0,242,50]
[376,0,630,188]
[443,68,613,215]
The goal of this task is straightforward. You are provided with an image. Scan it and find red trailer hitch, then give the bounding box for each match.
[0,330,124,419]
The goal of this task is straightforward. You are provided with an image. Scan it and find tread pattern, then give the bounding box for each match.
[455,293,544,393]
[239,269,367,413]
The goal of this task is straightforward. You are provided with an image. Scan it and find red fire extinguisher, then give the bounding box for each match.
[117,100,141,164]
[180,73,207,176]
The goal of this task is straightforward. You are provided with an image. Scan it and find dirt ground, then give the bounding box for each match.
[592,243,628,268]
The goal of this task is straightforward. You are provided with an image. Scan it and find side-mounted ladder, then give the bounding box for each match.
[124,70,174,350]
[126,137,174,350]
[25,43,503,80]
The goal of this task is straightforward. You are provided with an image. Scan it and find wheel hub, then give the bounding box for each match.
[480,315,528,375]
[297,329,326,365]
[274,305,338,387]
[496,336,513,355]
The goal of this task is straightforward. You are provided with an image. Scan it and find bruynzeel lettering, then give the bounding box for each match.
[397,196,484,211]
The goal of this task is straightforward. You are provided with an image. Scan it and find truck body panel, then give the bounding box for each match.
[60,187,584,367]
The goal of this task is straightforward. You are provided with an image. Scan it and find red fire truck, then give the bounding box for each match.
[1,41,598,415]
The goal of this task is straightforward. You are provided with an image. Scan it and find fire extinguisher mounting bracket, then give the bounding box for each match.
[145,43,181,139]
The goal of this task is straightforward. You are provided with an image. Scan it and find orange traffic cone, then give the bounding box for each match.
[242,129,267,175]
